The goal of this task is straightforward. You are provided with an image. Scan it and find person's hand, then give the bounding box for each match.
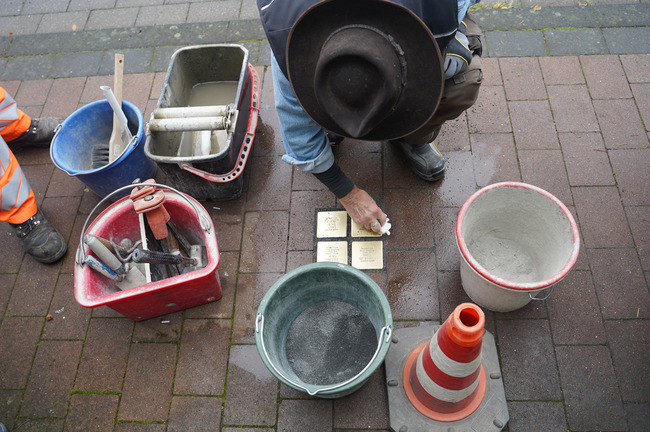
[443,31,472,79]
[338,186,388,233]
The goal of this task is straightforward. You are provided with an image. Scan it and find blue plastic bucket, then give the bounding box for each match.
[50,99,157,199]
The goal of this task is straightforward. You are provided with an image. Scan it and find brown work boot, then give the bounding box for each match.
[7,117,63,149]
[10,210,67,264]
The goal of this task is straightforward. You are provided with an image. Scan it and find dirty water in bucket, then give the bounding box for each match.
[285,300,376,386]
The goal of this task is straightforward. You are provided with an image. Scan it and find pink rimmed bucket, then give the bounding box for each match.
[456,182,580,312]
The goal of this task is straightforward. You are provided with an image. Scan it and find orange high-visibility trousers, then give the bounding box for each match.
[0,86,32,142]
[0,135,37,224]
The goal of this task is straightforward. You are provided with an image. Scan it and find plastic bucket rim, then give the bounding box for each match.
[255,262,393,396]
[51,99,144,176]
[456,182,580,291]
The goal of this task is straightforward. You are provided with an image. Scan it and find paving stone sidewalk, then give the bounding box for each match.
[1,1,649,431]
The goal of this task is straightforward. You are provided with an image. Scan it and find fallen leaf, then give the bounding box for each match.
[46,314,53,321]
[72,24,77,31]
[533,5,542,11]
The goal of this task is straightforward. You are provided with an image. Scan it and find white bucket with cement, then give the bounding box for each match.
[456,182,580,312]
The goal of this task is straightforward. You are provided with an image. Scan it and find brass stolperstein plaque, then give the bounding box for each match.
[316,241,348,264]
[351,241,383,270]
[316,211,348,238]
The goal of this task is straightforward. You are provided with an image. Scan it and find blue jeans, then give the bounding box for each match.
[272,54,334,174]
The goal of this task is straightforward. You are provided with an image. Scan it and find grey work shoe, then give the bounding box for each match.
[7,117,63,149]
[392,139,447,182]
[10,210,67,264]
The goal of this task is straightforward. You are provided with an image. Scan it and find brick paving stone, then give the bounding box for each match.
[114,424,166,432]
[604,319,650,402]
[118,342,176,421]
[43,76,86,118]
[467,85,511,133]
[430,150,478,208]
[133,314,182,343]
[507,401,567,432]
[65,393,120,432]
[471,133,521,187]
[386,249,438,321]
[481,57,502,86]
[86,8,139,31]
[174,318,230,395]
[437,271,475,324]
[519,149,572,206]
[231,272,279,344]
[222,344,277,426]
[625,403,650,432]
[545,28,608,55]
[631,83,650,127]
[136,4,190,27]
[433,207,461,272]
[223,429,274,432]
[572,186,633,248]
[500,57,546,100]
[609,149,650,205]
[333,370,390,430]
[0,317,42,388]
[384,188,433,249]
[547,270,606,344]
[589,248,650,319]
[620,53,650,83]
[14,78,53,106]
[547,84,599,133]
[0,226,25,273]
[559,131,615,186]
[437,115,471,152]
[338,151,383,200]
[6,263,60,315]
[485,30,547,58]
[246,157,292,211]
[209,199,245,253]
[0,390,21,431]
[0,273,15,309]
[496,319,562,400]
[581,54,632,99]
[43,273,91,340]
[556,345,626,431]
[38,11,89,34]
[187,1,240,23]
[240,210,289,273]
[278,399,332,432]
[14,418,66,431]
[288,190,335,251]
[594,99,649,149]
[509,100,559,150]
[75,318,133,392]
[625,206,650,271]
[168,396,222,432]
[21,340,83,417]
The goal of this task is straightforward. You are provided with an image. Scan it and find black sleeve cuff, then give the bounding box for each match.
[313,162,355,199]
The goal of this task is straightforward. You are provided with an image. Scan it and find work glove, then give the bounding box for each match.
[443,22,473,79]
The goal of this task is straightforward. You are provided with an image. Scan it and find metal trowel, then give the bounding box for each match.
[84,235,147,290]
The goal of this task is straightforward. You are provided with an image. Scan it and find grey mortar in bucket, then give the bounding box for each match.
[255,262,393,398]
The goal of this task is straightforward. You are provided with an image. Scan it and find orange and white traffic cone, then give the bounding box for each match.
[385,303,508,431]
[403,303,486,421]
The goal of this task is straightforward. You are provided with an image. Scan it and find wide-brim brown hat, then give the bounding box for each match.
[286,0,444,141]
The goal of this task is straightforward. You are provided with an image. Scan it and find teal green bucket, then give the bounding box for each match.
[50,99,157,199]
[255,262,393,398]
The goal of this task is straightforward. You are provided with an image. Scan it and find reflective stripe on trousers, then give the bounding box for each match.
[0,136,36,224]
[0,86,31,142]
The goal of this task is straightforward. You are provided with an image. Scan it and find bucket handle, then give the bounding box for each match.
[255,312,392,396]
[529,284,556,301]
[179,63,260,183]
[76,181,211,266]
